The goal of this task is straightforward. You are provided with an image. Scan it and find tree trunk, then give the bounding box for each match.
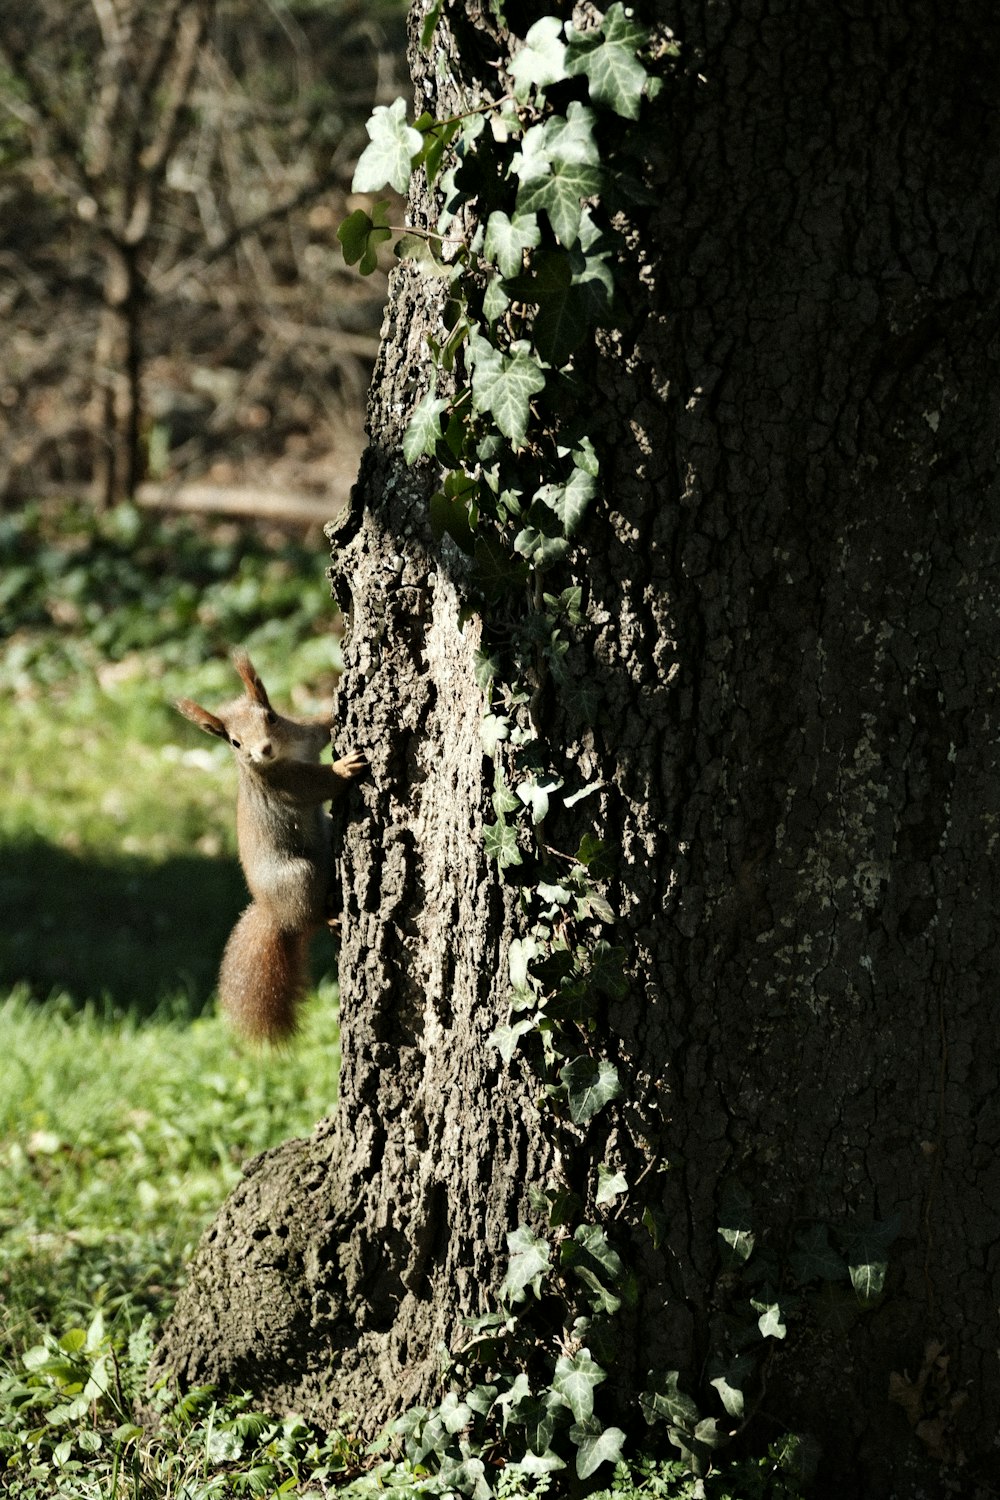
[90,240,145,507]
[156,1,1000,1493]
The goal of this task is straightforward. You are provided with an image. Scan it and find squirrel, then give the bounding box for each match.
[176,649,366,1044]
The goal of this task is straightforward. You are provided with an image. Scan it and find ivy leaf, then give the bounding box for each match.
[352,98,423,193]
[484,818,523,869]
[420,0,444,50]
[561,1223,624,1313]
[403,386,450,464]
[509,15,568,102]
[561,679,602,724]
[484,211,542,278]
[490,1017,535,1062]
[717,1181,755,1267]
[789,1223,848,1285]
[493,773,522,818]
[481,713,510,758]
[337,205,392,275]
[847,1258,888,1306]
[596,1163,628,1205]
[560,1055,622,1124]
[640,1371,699,1432]
[752,1299,788,1340]
[482,274,511,325]
[551,1350,605,1423]
[474,648,500,694]
[838,1215,901,1307]
[514,526,569,568]
[467,334,547,446]
[569,1417,626,1480]
[429,490,475,555]
[502,1225,551,1304]
[511,1450,567,1477]
[565,4,650,121]
[535,465,596,537]
[506,1390,563,1456]
[708,1352,755,1421]
[575,834,615,878]
[473,534,530,601]
[513,104,603,246]
[414,113,461,186]
[589,941,628,999]
[516,776,563,824]
[508,935,540,991]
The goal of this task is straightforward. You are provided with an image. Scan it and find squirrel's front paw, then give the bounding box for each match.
[334,749,369,780]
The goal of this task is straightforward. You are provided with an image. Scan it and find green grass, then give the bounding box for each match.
[0,501,362,1494]
[0,987,341,1359]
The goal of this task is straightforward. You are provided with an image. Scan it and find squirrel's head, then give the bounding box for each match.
[176,651,312,768]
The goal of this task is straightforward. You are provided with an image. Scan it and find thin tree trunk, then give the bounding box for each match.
[156,2,1000,1492]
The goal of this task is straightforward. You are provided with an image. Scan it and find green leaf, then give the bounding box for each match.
[472,534,529,601]
[708,1352,755,1420]
[472,533,529,601]
[502,1225,552,1304]
[560,1055,622,1124]
[514,526,570,568]
[511,1450,567,1477]
[490,1018,535,1062]
[394,230,450,274]
[848,1258,887,1306]
[337,206,392,276]
[640,1371,699,1431]
[717,1181,755,1266]
[420,0,444,50]
[551,1350,605,1423]
[484,211,542,278]
[474,648,500,693]
[839,1215,900,1306]
[789,1223,848,1285]
[589,941,628,999]
[508,936,539,991]
[569,1417,626,1480]
[493,772,522,818]
[535,465,596,536]
[429,489,475,555]
[404,387,450,465]
[482,274,511,325]
[575,834,616,877]
[415,115,461,186]
[565,4,650,120]
[596,1163,628,1204]
[513,103,603,246]
[467,333,547,446]
[516,775,563,824]
[481,713,510,758]
[562,1223,625,1314]
[352,98,424,193]
[484,818,522,869]
[752,1300,787,1340]
[509,16,569,101]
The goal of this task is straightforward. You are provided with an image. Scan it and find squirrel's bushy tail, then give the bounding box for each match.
[218,903,311,1044]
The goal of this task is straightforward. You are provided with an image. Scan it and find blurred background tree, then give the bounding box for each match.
[0,0,405,512]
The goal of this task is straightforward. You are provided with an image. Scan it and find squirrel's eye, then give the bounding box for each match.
[265,710,276,725]
[230,737,241,749]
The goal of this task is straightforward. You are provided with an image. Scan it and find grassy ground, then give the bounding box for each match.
[0,503,361,1495]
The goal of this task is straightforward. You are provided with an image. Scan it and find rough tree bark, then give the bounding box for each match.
[157,1,1000,1494]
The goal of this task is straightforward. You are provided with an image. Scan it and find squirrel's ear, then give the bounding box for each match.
[232,648,272,709]
[176,699,228,739]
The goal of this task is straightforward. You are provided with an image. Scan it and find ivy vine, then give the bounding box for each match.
[337,6,892,1494]
[340,4,697,1490]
